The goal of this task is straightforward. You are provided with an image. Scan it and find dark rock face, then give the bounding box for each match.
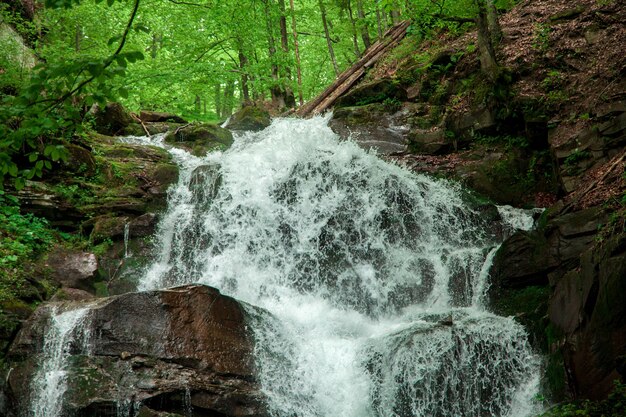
[551,103,626,193]
[334,78,407,108]
[165,123,234,156]
[489,206,626,400]
[5,285,267,417]
[551,234,626,400]
[330,103,410,155]
[45,248,99,292]
[225,106,271,132]
[93,103,133,136]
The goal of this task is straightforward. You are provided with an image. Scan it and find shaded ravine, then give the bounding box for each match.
[30,116,543,416]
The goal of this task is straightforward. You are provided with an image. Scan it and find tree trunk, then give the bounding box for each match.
[75,24,82,52]
[475,0,499,82]
[289,0,304,105]
[221,80,235,118]
[486,0,502,46]
[194,95,201,113]
[346,0,361,58]
[238,46,251,104]
[375,7,383,39]
[214,83,222,117]
[278,0,296,108]
[356,0,371,49]
[319,0,340,77]
[297,20,410,116]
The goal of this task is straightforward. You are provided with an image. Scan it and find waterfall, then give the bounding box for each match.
[133,115,543,417]
[29,306,92,417]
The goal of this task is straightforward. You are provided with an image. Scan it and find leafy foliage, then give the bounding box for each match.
[0,191,54,302]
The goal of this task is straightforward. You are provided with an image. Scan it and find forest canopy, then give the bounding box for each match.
[0,0,513,189]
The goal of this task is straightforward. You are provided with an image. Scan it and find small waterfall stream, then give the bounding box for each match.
[31,116,543,416]
[30,306,92,417]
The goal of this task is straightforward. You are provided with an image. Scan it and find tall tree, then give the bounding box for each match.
[289,0,304,105]
[319,0,340,77]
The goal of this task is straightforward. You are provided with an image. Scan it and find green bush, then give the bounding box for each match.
[0,190,53,302]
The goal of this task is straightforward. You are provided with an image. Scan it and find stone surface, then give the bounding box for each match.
[225,106,271,131]
[139,111,187,124]
[45,248,99,292]
[93,103,133,136]
[330,103,409,155]
[6,285,267,416]
[165,123,233,156]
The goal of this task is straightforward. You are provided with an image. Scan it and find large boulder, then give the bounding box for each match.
[138,111,187,124]
[225,106,271,132]
[44,248,98,292]
[92,103,133,136]
[5,285,268,417]
[330,103,409,155]
[165,123,233,157]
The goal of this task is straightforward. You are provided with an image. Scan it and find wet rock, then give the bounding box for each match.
[165,123,233,156]
[92,103,133,136]
[139,111,187,124]
[189,163,222,204]
[490,207,605,292]
[44,248,99,292]
[330,103,409,155]
[50,288,96,302]
[62,144,98,176]
[225,106,271,131]
[6,285,268,416]
[334,78,407,108]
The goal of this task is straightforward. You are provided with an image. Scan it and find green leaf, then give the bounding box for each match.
[108,35,123,46]
[28,153,39,163]
[14,177,25,190]
[119,88,129,99]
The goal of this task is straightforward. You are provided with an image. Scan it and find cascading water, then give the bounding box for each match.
[133,115,543,417]
[29,306,92,417]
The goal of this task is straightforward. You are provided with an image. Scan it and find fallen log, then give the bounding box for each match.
[296,20,411,117]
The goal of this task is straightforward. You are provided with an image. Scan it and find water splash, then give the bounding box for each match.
[30,306,92,417]
[135,116,542,417]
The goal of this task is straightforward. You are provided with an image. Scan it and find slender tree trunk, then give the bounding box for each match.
[474,0,498,81]
[194,95,201,113]
[346,0,361,58]
[486,0,502,45]
[356,0,371,49]
[222,80,235,118]
[214,83,222,117]
[238,46,251,104]
[289,0,304,105]
[74,24,82,52]
[319,0,340,77]
[278,0,296,108]
[375,6,383,39]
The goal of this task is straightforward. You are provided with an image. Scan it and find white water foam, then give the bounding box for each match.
[132,116,543,417]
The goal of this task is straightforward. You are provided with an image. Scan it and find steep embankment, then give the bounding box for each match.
[325,0,625,406]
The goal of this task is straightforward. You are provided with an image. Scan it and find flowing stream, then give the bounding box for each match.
[32,116,542,416]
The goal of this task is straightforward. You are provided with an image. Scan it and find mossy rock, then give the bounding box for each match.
[225,105,271,131]
[335,78,407,108]
[164,123,233,156]
[92,102,133,136]
[62,143,98,176]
